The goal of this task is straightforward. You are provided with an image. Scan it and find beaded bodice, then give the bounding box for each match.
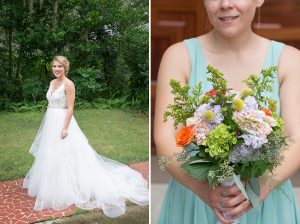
[46,83,67,109]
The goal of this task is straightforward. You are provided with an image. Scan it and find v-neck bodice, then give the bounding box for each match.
[184,38,284,115]
[46,83,67,109]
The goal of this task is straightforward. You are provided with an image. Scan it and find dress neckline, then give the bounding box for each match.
[195,38,273,76]
[50,82,65,95]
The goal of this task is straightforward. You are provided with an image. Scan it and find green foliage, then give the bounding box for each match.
[0,0,148,110]
[5,97,145,113]
[243,66,277,105]
[235,160,273,180]
[9,101,47,113]
[164,79,202,128]
[206,65,227,96]
[22,77,44,102]
[72,68,105,100]
[181,161,213,181]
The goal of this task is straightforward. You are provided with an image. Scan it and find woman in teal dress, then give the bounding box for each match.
[154,0,300,223]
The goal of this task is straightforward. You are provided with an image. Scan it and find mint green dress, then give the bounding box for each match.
[158,38,300,224]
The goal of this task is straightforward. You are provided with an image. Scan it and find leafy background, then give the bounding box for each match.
[0,0,148,111]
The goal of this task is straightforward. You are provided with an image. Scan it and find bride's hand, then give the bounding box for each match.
[203,184,251,223]
[61,129,68,139]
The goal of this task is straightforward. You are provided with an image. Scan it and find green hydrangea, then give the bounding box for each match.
[273,113,284,131]
[203,124,237,159]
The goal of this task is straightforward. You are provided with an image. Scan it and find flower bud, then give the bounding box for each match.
[232,98,244,111]
[241,89,253,98]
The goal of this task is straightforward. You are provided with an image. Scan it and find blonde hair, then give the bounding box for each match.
[51,56,70,75]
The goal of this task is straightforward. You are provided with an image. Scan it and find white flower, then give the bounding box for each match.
[264,116,277,127]
[186,117,197,126]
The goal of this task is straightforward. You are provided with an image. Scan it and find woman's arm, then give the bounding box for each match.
[154,42,249,223]
[61,81,75,139]
[260,45,300,200]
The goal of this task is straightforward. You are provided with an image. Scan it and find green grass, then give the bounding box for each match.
[47,204,149,224]
[0,108,148,181]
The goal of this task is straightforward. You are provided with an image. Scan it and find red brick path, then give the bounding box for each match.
[0,162,148,224]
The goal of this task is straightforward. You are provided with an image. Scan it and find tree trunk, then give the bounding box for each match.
[16,46,22,78]
[44,60,48,78]
[29,0,34,15]
[7,29,13,78]
[39,0,43,10]
[52,0,58,28]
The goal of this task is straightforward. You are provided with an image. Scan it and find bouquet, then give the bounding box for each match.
[160,65,289,223]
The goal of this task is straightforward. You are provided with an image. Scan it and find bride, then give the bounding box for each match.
[23,56,149,218]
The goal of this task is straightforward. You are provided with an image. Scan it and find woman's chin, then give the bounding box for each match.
[54,74,63,78]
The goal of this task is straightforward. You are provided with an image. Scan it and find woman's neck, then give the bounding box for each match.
[208,28,260,53]
[56,76,66,82]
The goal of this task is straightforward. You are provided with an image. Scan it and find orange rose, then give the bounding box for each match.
[261,107,272,116]
[176,126,195,147]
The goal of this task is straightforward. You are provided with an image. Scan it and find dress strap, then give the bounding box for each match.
[184,38,208,90]
[264,40,285,67]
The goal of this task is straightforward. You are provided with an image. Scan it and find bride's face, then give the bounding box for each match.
[52,60,66,78]
[204,0,264,38]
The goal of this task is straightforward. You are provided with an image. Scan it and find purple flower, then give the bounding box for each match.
[229,144,260,163]
[244,96,258,110]
[196,104,224,125]
[240,134,268,149]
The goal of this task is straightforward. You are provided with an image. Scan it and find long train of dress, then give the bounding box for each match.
[23,83,149,218]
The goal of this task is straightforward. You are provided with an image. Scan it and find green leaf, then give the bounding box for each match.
[181,162,212,180]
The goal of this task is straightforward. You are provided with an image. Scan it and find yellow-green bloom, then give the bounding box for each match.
[268,101,277,112]
[203,124,237,159]
[241,89,253,98]
[203,110,214,122]
[232,98,244,111]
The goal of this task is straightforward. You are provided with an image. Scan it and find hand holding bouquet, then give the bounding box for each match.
[160,65,289,223]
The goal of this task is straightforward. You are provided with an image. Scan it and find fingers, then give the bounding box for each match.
[210,184,251,222]
[221,183,245,196]
[224,199,253,219]
[213,208,235,224]
[221,192,246,209]
[60,131,68,139]
[231,200,253,218]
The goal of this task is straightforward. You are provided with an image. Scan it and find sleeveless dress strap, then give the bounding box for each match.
[184,38,208,90]
[263,40,285,114]
[265,40,285,67]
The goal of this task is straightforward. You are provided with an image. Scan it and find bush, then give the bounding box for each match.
[22,77,44,102]
[72,68,106,101]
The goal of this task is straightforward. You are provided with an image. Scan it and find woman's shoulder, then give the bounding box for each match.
[49,79,56,85]
[64,78,75,89]
[281,43,300,57]
[278,43,300,80]
[164,41,188,58]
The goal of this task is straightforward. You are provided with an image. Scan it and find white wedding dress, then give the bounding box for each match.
[23,83,149,218]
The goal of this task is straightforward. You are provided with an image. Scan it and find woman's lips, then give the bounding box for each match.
[218,16,239,23]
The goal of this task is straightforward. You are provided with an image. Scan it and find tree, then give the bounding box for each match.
[0,0,149,110]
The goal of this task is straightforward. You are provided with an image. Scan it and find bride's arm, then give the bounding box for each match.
[61,81,75,139]
[259,45,300,200]
[154,43,249,223]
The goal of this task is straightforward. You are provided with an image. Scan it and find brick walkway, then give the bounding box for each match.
[0,162,148,224]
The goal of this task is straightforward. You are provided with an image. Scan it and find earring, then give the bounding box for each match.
[257,7,261,29]
[205,14,208,33]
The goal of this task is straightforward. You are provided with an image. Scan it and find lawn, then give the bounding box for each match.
[0,108,149,181]
[46,204,149,224]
